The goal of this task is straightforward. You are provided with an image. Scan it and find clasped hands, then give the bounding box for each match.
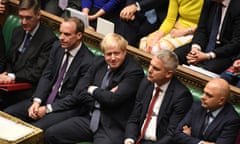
[187,47,208,65]
[28,102,47,120]
[120,4,137,21]
[0,72,15,84]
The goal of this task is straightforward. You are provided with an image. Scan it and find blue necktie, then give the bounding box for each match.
[205,4,222,52]
[21,32,31,53]
[90,68,113,133]
[46,52,70,104]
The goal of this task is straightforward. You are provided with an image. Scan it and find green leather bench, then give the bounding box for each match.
[2,14,21,51]
[2,14,240,144]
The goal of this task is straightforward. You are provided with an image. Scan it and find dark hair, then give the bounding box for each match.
[19,0,40,14]
[63,17,85,33]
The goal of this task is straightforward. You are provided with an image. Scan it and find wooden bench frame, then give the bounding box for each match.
[2,0,240,105]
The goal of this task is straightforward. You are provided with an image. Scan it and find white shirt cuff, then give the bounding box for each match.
[7,73,16,80]
[33,98,42,104]
[46,104,53,113]
[192,44,201,51]
[88,86,98,95]
[124,138,135,144]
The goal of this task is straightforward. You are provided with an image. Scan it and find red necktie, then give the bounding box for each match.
[136,86,161,144]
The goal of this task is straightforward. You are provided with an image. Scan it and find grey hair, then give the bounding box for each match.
[153,49,179,72]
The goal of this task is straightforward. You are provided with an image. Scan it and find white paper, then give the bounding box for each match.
[0,117,34,141]
[182,64,220,78]
[96,17,114,35]
[66,8,89,28]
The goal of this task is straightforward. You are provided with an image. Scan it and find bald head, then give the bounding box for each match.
[201,78,230,111]
[207,78,230,98]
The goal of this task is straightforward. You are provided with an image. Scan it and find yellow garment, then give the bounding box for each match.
[160,0,203,33]
[139,0,203,53]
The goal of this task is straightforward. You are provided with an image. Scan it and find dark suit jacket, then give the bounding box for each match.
[126,0,168,23]
[175,102,240,144]
[6,23,57,85]
[192,0,240,58]
[125,77,193,144]
[117,0,168,46]
[32,41,94,112]
[60,54,144,144]
[0,27,6,72]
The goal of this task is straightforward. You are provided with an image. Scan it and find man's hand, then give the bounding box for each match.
[182,125,191,136]
[120,4,137,21]
[37,106,47,118]
[187,47,208,65]
[110,86,118,92]
[0,72,15,84]
[28,101,40,120]
[233,59,240,75]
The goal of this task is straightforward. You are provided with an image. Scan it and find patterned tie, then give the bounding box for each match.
[90,68,113,133]
[136,86,161,144]
[46,52,70,104]
[205,3,222,52]
[58,0,68,10]
[21,32,31,53]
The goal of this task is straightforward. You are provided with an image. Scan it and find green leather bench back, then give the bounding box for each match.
[2,15,21,51]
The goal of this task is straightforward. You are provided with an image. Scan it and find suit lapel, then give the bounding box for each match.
[141,83,155,120]
[157,80,174,120]
[62,45,85,84]
[12,30,25,67]
[53,49,65,84]
[203,106,226,138]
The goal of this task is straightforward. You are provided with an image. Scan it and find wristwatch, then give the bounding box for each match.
[135,2,141,11]
[198,141,204,144]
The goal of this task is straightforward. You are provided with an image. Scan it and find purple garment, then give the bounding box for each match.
[82,0,121,12]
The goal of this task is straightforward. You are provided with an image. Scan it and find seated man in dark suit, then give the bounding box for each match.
[117,0,168,47]
[0,0,57,109]
[175,78,240,144]
[44,33,145,144]
[124,49,193,144]
[4,17,94,131]
[174,0,240,74]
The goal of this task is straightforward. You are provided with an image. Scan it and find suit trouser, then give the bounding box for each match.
[44,116,119,144]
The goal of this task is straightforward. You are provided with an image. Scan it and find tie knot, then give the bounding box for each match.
[26,32,32,39]
[155,86,161,92]
[207,111,214,118]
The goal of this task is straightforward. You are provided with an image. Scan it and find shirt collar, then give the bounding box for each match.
[154,80,171,93]
[65,42,82,57]
[26,22,40,37]
[208,106,224,118]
